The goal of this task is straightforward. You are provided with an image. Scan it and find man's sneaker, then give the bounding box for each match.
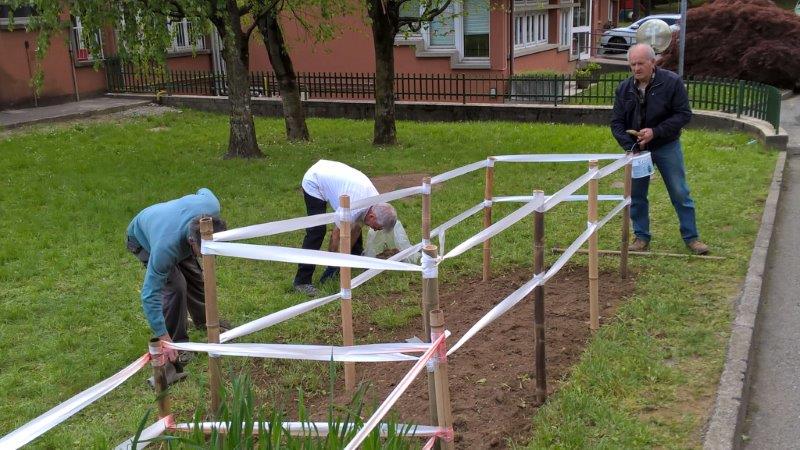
[687,240,710,255]
[177,350,195,365]
[628,238,650,252]
[294,283,320,297]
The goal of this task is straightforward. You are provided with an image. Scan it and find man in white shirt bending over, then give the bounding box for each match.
[294,160,397,296]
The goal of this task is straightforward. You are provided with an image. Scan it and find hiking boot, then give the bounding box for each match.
[293,283,320,297]
[687,240,710,255]
[628,238,650,252]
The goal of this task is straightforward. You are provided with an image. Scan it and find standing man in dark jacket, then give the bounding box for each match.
[611,43,709,255]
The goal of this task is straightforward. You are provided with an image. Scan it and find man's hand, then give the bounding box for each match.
[637,128,655,146]
[158,333,178,363]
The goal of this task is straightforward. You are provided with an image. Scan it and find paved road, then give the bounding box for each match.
[743,95,800,449]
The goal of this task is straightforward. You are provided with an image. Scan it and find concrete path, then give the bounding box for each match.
[743,95,800,449]
[0,97,149,130]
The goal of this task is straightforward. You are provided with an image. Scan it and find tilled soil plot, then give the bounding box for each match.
[303,265,635,448]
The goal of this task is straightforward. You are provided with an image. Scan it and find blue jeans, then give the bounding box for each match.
[630,140,699,243]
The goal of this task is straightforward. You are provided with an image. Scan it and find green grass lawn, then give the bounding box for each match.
[0,110,776,448]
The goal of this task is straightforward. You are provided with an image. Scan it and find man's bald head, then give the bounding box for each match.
[627,44,657,84]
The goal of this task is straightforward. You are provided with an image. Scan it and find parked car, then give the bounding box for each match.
[599,14,680,55]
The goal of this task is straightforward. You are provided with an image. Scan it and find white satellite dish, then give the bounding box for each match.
[636,19,673,53]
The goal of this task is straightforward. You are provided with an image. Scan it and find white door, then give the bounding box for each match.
[572,0,591,60]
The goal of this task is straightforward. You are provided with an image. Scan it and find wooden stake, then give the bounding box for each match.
[422,177,431,245]
[421,244,440,427]
[339,194,356,393]
[588,161,600,331]
[482,157,495,282]
[620,161,632,278]
[429,309,454,450]
[148,338,170,418]
[200,217,223,415]
[532,190,547,404]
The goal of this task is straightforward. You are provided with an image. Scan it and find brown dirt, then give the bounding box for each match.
[298,265,636,448]
[371,173,430,194]
[659,0,800,89]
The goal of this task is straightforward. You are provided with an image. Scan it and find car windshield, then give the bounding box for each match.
[632,16,678,28]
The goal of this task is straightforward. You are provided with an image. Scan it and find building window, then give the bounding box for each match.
[429,4,456,47]
[0,3,35,26]
[515,10,547,48]
[608,0,614,22]
[559,8,572,47]
[167,18,205,53]
[463,0,489,57]
[71,16,103,62]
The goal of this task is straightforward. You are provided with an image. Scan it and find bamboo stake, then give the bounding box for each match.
[482,157,495,282]
[430,309,455,450]
[588,160,600,331]
[532,190,547,404]
[339,194,356,393]
[422,177,432,245]
[422,244,440,427]
[620,161,632,278]
[552,247,726,260]
[199,217,223,415]
[148,338,170,418]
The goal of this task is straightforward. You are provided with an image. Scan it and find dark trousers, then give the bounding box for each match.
[127,237,207,343]
[293,190,363,286]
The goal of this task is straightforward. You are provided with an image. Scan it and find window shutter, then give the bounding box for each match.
[464,0,489,35]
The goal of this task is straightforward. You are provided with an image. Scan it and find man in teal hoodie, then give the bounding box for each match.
[126,188,226,369]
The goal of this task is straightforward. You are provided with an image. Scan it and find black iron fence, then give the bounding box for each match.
[106,65,781,133]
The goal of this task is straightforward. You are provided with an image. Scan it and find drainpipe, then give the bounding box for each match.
[23,40,38,107]
[67,46,80,102]
[508,0,514,78]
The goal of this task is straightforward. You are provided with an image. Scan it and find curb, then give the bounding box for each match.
[0,99,151,131]
[703,150,787,450]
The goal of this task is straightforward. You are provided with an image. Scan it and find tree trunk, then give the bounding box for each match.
[217,1,263,159]
[258,11,310,142]
[368,0,397,146]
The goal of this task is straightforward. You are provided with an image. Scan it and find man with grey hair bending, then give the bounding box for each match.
[294,160,398,296]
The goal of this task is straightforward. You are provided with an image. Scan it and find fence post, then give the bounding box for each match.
[588,160,600,331]
[736,79,745,118]
[430,309,454,450]
[148,338,171,418]
[532,190,547,404]
[620,160,632,279]
[462,74,466,104]
[482,157,495,282]
[338,194,356,393]
[422,244,440,426]
[199,217,223,415]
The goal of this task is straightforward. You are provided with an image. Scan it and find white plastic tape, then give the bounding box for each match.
[492,153,624,163]
[493,195,625,203]
[483,199,493,208]
[166,341,430,362]
[220,293,341,343]
[443,196,544,260]
[438,231,446,256]
[430,202,484,239]
[486,157,495,167]
[448,274,543,356]
[595,153,633,179]
[212,213,335,242]
[171,421,443,438]
[334,207,351,227]
[340,288,352,299]
[351,186,423,210]
[430,160,489,185]
[541,168,598,212]
[0,354,150,450]
[201,241,422,272]
[421,252,439,279]
[114,415,172,450]
[352,243,424,289]
[344,333,446,450]
[421,182,432,195]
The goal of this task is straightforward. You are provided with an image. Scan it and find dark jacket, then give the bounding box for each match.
[611,67,692,151]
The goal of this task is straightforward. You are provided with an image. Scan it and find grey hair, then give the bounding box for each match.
[371,203,397,230]
[627,43,656,62]
[188,215,228,245]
